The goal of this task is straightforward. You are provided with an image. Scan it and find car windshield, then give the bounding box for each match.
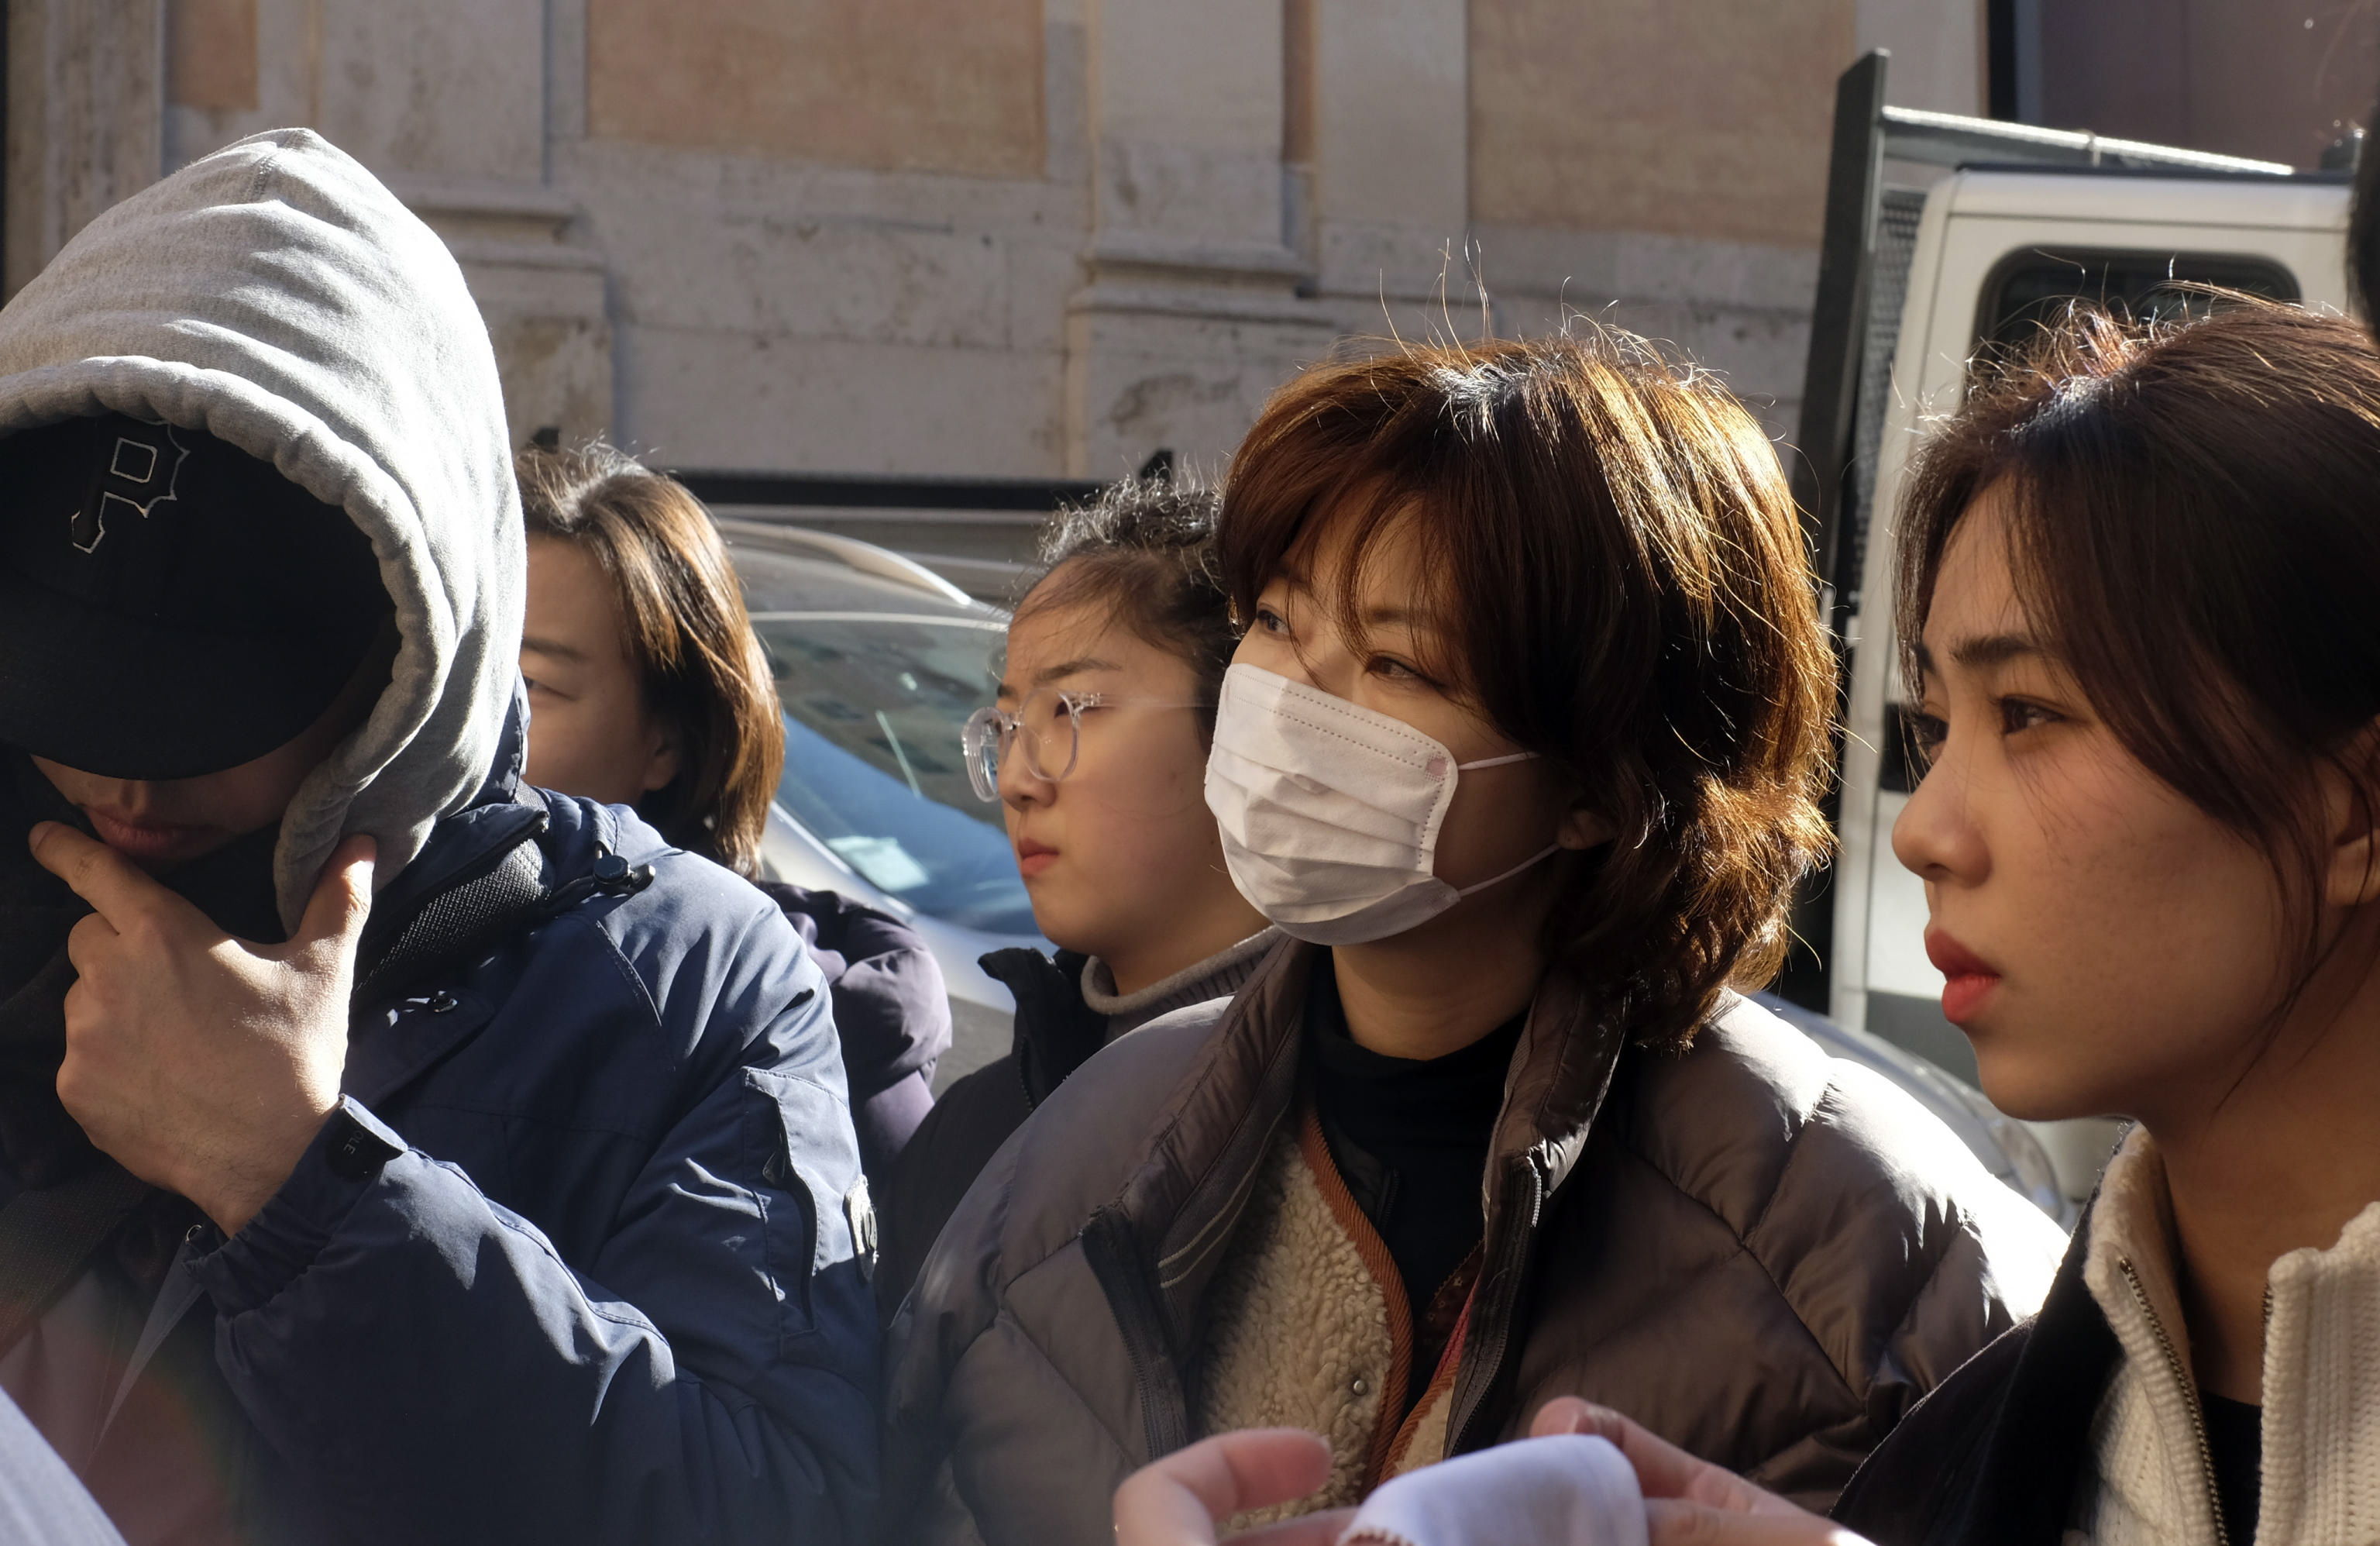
[754,610,1036,935]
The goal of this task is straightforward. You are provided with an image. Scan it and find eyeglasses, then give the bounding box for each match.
[961,689,1213,801]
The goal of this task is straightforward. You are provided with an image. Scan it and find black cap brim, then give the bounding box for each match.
[0,562,358,780]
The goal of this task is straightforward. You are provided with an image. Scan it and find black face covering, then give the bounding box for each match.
[0,754,282,1205]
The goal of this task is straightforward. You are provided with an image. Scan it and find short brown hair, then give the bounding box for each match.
[1219,334,1835,1050]
[1896,301,2380,958]
[517,443,784,878]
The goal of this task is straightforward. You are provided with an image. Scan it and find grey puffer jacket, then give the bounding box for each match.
[882,940,2065,1546]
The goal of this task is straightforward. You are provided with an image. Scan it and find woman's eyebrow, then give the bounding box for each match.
[1952,632,2043,670]
[1360,604,1440,632]
[520,635,586,663]
[995,656,1122,698]
[1032,656,1122,685]
[1915,632,2042,676]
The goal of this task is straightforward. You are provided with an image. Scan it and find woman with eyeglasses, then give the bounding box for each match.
[874,477,1277,1314]
[879,335,2065,1546]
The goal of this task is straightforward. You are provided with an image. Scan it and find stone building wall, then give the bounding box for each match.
[6,0,1987,489]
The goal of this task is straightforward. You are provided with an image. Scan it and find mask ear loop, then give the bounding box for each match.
[1452,842,1563,898]
[1444,749,1557,897]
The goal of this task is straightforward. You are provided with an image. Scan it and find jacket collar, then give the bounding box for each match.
[983,931,1290,1108]
[1079,928,1281,1038]
[360,691,542,936]
[1128,940,1631,1347]
[2081,1128,2380,1546]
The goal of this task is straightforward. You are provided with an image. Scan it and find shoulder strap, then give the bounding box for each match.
[0,1162,152,1358]
[350,801,658,1011]
[352,822,551,1010]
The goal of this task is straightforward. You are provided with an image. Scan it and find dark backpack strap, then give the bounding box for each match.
[350,799,658,1012]
[0,1162,152,1358]
[352,818,552,1010]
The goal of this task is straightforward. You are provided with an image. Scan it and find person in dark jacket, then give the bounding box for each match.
[880,335,2065,1546]
[876,478,1274,1314]
[0,130,875,1546]
[514,440,951,1185]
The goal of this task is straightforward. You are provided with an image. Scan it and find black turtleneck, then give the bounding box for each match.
[1303,960,1523,1327]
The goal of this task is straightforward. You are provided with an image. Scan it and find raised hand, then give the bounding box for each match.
[1530,1399,1875,1546]
[31,822,377,1234]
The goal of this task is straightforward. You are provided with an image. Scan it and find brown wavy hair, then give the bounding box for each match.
[1895,301,2380,981]
[1219,333,1835,1051]
[517,443,784,878]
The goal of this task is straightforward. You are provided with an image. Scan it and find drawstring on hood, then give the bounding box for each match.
[0,129,523,931]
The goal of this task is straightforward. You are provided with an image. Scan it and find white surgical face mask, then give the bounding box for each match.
[1202,663,1562,946]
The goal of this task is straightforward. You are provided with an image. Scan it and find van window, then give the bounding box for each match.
[1975,248,2299,356]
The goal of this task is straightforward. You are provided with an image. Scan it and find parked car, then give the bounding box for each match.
[721,516,2067,1219]
[719,518,1047,1086]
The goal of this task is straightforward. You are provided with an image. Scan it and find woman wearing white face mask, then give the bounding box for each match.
[881,335,2065,1546]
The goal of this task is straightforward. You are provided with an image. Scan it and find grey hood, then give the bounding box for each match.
[0,129,522,929]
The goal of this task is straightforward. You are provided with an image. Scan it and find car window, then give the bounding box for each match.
[755,611,1037,935]
[1973,247,2299,358]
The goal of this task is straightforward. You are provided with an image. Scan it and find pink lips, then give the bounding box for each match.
[1924,928,2002,1025]
[83,806,217,866]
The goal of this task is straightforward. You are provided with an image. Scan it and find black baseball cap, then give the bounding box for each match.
[0,412,392,780]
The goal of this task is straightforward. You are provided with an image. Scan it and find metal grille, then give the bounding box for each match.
[1839,186,1928,615]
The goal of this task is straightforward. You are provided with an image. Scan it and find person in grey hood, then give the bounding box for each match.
[0,129,876,1545]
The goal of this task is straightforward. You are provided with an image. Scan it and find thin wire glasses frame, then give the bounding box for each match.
[961,688,1216,801]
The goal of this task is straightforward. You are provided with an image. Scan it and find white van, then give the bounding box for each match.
[1785,52,2354,1204]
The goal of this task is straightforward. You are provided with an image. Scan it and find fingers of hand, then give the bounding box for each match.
[1528,1400,1724,1505]
[63,908,119,973]
[1645,1500,1873,1546]
[1204,1429,1333,1520]
[1530,1396,1618,1440]
[1114,1431,1333,1546]
[293,835,377,959]
[29,822,194,938]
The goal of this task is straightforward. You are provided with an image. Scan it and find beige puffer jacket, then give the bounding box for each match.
[880,940,2065,1546]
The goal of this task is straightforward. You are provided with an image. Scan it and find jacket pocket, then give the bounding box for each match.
[741,1066,861,1345]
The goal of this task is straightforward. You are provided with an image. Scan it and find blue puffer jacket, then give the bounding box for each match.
[172,715,879,1545]
[0,129,875,1546]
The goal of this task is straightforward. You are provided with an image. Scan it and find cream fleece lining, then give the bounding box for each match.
[2076,1128,2380,1546]
[1196,1104,1477,1530]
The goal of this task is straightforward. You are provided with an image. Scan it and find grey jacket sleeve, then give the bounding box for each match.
[189,918,879,1546]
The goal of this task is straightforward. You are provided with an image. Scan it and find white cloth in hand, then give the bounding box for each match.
[1337,1434,1648,1546]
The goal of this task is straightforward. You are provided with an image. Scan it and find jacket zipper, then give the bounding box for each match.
[1082,1208,1191,1460]
[1446,1152,1546,1455]
[2117,1255,2229,1546]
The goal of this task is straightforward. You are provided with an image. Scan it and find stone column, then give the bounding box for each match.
[160,0,613,446]
[320,0,610,446]
[1065,0,1334,477]
[5,0,166,296]
[1307,0,1471,331]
